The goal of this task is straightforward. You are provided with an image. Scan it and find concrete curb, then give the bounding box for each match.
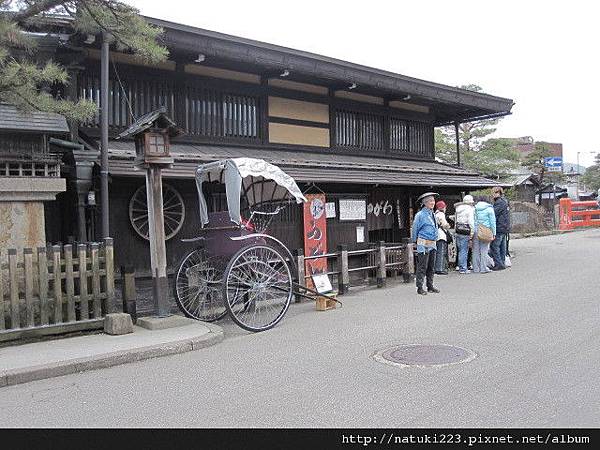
[0,323,224,388]
[511,229,577,239]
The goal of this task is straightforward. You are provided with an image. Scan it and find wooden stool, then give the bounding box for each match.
[315,292,338,311]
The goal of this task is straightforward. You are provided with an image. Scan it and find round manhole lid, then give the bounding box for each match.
[373,344,477,368]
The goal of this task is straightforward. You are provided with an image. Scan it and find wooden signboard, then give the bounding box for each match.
[303,194,328,288]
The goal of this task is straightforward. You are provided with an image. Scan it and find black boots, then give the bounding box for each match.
[417,287,427,295]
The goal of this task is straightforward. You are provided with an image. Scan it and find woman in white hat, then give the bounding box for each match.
[453,195,475,274]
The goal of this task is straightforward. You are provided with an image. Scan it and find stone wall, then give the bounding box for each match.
[0,176,65,263]
[0,202,46,252]
[510,201,554,233]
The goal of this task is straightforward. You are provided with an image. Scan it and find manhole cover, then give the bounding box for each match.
[373,344,476,368]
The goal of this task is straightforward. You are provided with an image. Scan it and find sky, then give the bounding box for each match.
[127,0,600,167]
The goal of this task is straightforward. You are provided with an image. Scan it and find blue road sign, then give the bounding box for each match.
[544,156,563,167]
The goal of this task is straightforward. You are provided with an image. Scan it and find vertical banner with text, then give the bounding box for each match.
[303,194,328,288]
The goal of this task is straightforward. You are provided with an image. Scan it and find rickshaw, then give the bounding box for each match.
[174,157,323,332]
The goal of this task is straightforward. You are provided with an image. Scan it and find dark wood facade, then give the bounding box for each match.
[74,60,436,160]
[40,18,513,274]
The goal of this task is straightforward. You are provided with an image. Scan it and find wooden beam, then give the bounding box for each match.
[145,167,170,317]
[455,122,461,167]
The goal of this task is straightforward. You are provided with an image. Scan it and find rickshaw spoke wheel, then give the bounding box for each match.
[224,244,292,332]
[174,248,226,322]
[129,184,185,241]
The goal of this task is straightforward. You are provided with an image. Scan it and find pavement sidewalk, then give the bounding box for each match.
[0,320,223,388]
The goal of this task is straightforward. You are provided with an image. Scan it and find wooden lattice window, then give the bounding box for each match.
[408,121,433,156]
[78,72,175,128]
[144,132,169,157]
[390,118,409,152]
[335,109,385,151]
[184,86,259,139]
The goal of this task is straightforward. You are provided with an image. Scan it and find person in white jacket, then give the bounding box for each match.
[434,200,451,275]
[454,195,475,274]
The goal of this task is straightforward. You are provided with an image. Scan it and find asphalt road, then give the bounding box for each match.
[1,229,599,428]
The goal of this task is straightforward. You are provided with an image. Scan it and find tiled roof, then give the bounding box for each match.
[107,141,499,188]
[0,103,69,134]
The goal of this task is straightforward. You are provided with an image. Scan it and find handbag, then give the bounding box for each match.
[443,228,454,244]
[476,210,494,242]
[455,222,471,236]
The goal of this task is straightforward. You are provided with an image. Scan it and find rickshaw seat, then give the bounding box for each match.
[200,211,261,258]
[204,211,240,230]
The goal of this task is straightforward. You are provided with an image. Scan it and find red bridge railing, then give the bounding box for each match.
[558,198,600,230]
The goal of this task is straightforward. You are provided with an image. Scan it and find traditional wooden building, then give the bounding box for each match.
[32,17,514,275]
[0,104,69,258]
[499,170,540,202]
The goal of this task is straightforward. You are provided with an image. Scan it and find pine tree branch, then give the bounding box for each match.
[78,0,146,54]
[10,0,67,24]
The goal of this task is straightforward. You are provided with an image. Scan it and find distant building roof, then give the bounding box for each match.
[509,137,563,158]
[501,174,537,186]
[0,103,69,134]
[498,169,539,187]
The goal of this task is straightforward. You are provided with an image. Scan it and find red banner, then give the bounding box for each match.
[303,194,328,287]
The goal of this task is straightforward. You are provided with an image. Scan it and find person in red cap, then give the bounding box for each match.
[434,200,451,275]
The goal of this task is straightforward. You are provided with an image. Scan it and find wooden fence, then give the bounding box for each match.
[0,238,115,342]
[295,239,414,300]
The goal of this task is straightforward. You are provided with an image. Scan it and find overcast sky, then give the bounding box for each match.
[128,0,600,167]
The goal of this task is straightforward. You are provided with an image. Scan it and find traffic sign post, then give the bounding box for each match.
[544,156,563,173]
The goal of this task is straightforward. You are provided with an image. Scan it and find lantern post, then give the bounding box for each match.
[117,107,184,317]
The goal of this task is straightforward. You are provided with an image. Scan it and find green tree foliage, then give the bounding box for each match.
[436,84,500,156]
[581,153,600,192]
[435,84,509,178]
[434,128,457,164]
[462,138,521,178]
[454,84,500,152]
[522,142,565,186]
[467,188,492,201]
[0,0,168,121]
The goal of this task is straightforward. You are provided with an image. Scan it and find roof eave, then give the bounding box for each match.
[147,17,513,117]
[32,15,514,121]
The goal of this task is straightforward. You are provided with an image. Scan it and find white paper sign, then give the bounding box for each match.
[356,225,365,243]
[312,274,333,294]
[326,202,336,218]
[339,199,366,221]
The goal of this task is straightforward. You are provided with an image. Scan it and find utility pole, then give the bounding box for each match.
[454,122,461,167]
[100,32,111,238]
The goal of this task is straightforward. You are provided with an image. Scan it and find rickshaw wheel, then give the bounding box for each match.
[174,248,227,322]
[223,244,292,332]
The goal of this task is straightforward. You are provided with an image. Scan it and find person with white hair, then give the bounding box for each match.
[411,192,441,295]
[454,194,475,274]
